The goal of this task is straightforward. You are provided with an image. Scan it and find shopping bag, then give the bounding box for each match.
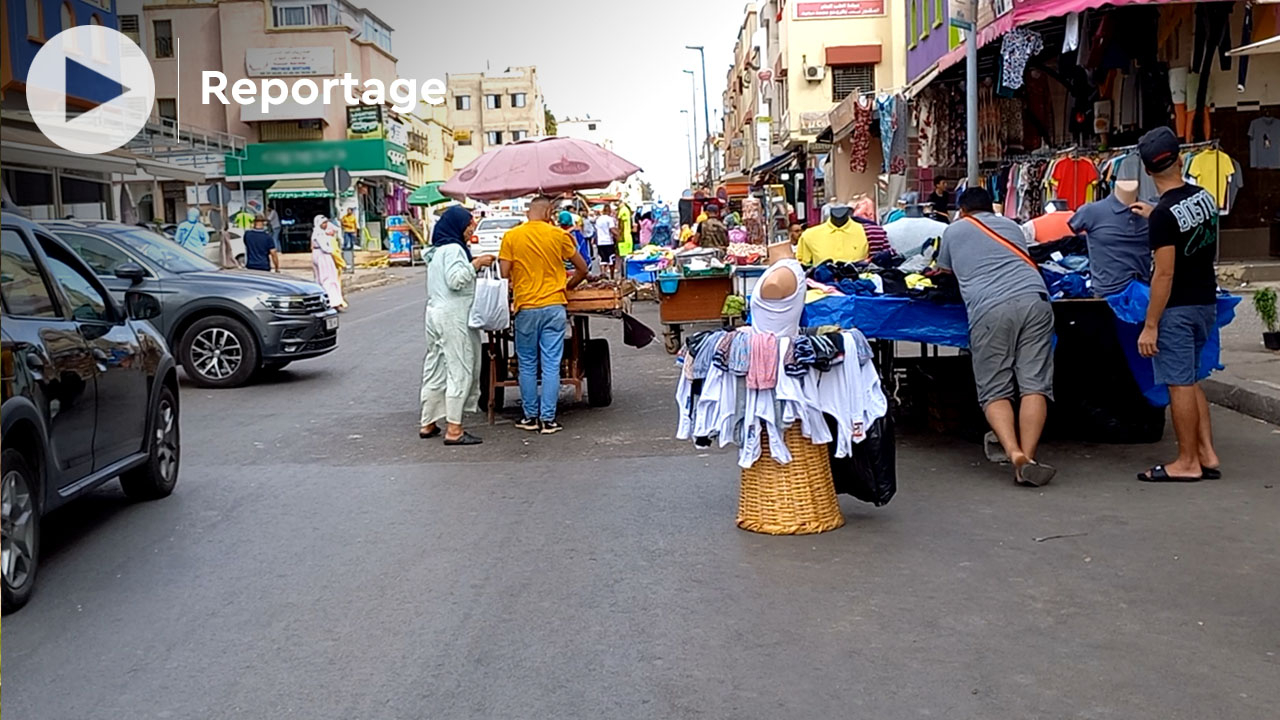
[469,265,510,331]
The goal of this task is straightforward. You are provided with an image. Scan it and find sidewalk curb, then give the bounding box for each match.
[1203,377,1280,426]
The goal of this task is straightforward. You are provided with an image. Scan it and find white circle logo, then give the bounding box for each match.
[27,26,156,155]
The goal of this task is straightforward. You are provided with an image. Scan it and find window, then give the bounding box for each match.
[310,2,330,25]
[119,14,140,43]
[934,0,943,28]
[455,95,471,111]
[25,0,44,40]
[511,93,527,108]
[485,94,501,110]
[54,231,135,277]
[153,19,173,58]
[832,64,875,102]
[587,123,597,131]
[456,132,472,146]
[908,0,918,48]
[270,0,338,27]
[277,6,308,26]
[486,131,503,145]
[42,253,108,323]
[511,129,527,141]
[61,3,76,53]
[157,98,177,123]
[1,230,58,318]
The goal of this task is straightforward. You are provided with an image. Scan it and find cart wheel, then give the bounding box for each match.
[585,338,612,408]
[478,342,505,410]
[663,328,682,355]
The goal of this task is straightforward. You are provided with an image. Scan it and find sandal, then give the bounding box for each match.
[443,431,483,446]
[1201,466,1222,480]
[1015,460,1056,487]
[419,426,441,439]
[1137,465,1203,483]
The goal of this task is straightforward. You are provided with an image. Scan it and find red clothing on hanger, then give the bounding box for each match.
[1049,157,1100,210]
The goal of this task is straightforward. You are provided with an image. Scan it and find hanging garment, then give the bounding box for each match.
[1240,1,1254,92]
[1062,12,1080,53]
[1000,28,1045,91]
[890,93,909,174]
[1048,157,1100,210]
[1248,116,1280,169]
[849,96,873,174]
[1187,149,1236,209]
[876,94,895,174]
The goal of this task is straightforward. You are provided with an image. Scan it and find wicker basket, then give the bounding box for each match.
[736,426,845,535]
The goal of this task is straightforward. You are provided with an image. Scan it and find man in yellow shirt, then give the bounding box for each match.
[796,205,869,265]
[340,207,359,250]
[498,196,590,434]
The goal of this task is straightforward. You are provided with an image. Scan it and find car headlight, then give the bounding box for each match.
[264,294,310,313]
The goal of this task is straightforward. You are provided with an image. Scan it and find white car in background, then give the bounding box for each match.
[471,215,523,257]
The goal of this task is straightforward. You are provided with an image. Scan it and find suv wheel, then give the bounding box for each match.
[2,449,41,614]
[120,385,180,501]
[180,316,259,388]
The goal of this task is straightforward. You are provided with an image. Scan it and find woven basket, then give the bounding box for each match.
[737,426,845,535]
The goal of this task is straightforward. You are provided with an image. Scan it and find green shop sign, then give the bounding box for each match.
[226,139,408,178]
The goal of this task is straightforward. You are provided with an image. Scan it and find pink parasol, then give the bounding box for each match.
[439,136,642,202]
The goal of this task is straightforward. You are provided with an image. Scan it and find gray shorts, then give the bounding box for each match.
[1153,304,1215,387]
[968,294,1055,407]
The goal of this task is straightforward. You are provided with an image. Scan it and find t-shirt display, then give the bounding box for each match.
[1148,184,1219,308]
[1247,116,1280,169]
[1186,149,1235,209]
[1048,157,1100,210]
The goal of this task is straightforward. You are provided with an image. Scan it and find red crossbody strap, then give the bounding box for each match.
[963,216,1039,270]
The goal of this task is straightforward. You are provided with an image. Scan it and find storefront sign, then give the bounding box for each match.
[385,119,408,147]
[245,47,335,77]
[226,139,409,178]
[794,1,885,19]
[346,105,384,139]
[799,112,829,135]
[454,129,472,143]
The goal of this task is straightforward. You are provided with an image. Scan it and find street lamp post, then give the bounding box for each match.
[680,109,695,189]
[683,69,700,186]
[686,45,713,185]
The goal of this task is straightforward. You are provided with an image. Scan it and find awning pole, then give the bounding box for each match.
[966,0,979,186]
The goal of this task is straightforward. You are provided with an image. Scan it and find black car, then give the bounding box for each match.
[2,212,180,613]
[43,220,338,388]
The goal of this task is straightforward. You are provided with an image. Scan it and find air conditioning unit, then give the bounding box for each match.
[803,64,825,82]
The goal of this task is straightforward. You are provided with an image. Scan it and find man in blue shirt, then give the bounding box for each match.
[243,214,279,272]
[558,210,590,267]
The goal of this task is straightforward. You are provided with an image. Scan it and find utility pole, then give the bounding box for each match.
[680,109,695,188]
[683,69,700,186]
[687,46,713,185]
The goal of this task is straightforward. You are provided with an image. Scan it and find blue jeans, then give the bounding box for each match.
[514,304,566,421]
[342,231,357,250]
[270,227,281,251]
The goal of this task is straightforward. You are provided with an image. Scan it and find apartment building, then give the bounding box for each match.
[557,116,611,151]
[722,4,764,178]
[406,103,454,187]
[447,66,546,167]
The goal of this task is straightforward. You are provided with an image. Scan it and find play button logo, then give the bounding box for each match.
[27,26,155,155]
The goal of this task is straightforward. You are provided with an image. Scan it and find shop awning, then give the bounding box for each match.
[266,179,333,199]
[1,128,138,174]
[751,148,799,177]
[240,99,330,123]
[136,158,208,183]
[1229,34,1280,57]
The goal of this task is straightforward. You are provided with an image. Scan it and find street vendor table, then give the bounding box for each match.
[801,292,1240,444]
[657,273,735,354]
[626,257,659,283]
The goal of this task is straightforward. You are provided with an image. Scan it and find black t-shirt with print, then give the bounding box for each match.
[1148,184,1218,307]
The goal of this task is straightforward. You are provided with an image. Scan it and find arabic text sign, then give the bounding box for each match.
[245,47,335,77]
[794,1,885,19]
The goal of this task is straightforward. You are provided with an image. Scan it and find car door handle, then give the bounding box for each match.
[91,347,110,371]
[25,352,45,379]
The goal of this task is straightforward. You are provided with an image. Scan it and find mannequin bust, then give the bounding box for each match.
[904,204,924,218]
[759,241,798,299]
[829,205,852,227]
[1113,179,1138,206]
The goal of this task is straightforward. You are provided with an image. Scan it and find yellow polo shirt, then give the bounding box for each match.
[499,220,579,311]
[796,220,869,265]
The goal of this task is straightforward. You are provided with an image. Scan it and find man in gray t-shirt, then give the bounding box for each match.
[1069,194,1151,297]
[937,187,1056,488]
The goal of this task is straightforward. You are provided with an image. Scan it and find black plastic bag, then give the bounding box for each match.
[827,413,897,507]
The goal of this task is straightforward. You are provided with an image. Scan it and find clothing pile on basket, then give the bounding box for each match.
[675,326,887,470]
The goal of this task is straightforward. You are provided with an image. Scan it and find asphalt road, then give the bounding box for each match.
[6,271,1279,719]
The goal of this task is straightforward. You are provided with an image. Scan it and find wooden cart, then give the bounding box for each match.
[656,273,735,354]
[480,285,630,424]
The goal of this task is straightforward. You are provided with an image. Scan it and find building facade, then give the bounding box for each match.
[406,103,454,187]
[447,66,546,168]
[557,116,611,150]
[722,4,763,178]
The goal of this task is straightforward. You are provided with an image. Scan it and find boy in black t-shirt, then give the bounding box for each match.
[1129,127,1220,483]
[243,214,279,273]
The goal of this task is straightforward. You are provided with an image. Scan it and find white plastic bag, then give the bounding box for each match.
[469,264,510,331]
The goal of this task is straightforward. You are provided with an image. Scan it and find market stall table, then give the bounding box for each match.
[657,272,735,354]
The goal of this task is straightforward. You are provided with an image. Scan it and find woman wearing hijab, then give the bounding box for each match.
[419,206,495,446]
[311,215,347,310]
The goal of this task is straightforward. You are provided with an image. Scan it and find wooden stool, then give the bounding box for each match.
[737,426,844,535]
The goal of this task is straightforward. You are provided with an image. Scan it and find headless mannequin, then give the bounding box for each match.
[758,242,798,300]
[829,205,852,227]
[1113,179,1138,206]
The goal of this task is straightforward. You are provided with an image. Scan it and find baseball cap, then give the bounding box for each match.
[1138,126,1181,173]
[557,210,574,227]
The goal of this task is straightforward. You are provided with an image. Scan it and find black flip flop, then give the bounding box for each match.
[1201,466,1222,480]
[419,427,441,439]
[1137,465,1203,482]
[443,431,483,446]
[1016,460,1056,487]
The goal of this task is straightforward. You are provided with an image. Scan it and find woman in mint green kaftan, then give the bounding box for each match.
[419,206,494,445]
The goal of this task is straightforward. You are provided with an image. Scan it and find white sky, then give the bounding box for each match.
[365,0,749,202]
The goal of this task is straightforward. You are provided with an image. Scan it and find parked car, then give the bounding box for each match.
[1,212,180,613]
[471,215,523,257]
[44,220,339,388]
